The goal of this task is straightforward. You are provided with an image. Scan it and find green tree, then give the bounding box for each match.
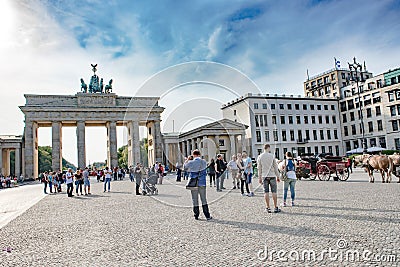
[38,146,75,173]
[117,145,128,168]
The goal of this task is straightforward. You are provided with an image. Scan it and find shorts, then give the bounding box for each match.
[245,173,253,184]
[263,177,277,193]
[84,179,90,186]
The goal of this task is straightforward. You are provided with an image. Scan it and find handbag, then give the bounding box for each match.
[185,176,199,190]
[280,160,289,181]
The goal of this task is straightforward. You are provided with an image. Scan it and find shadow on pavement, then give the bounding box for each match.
[210,218,337,238]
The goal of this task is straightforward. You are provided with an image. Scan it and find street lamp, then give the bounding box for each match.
[348,57,367,154]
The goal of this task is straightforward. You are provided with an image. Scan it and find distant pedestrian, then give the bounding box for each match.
[47,171,53,193]
[227,155,240,189]
[104,167,112,192]
[83,167,91,195]
[157,163,164,184]
[186,150,212,221]
[129,166,135,182]
[52,172,58,193]
[257,144,281,213]
[207,159,216,187]
[216,154,227,192]
[42,171,49,194]
[183,157,190,180]
[176,162,182,182]
[66,168,74,197]
[75,169,83,196]
[242,152,254,196]
[237,153,249,196]
[281,152,297,207]
[134,163,143,195]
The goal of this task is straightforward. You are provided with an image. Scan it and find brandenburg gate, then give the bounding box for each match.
[19,65,164,178]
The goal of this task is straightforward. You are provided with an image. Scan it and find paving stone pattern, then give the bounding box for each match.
[0,169,399,266]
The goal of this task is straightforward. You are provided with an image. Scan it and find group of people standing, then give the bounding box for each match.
[183,144,298,219]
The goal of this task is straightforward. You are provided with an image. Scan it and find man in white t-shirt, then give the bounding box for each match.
[103,167,112,192]
[227,155,240,189]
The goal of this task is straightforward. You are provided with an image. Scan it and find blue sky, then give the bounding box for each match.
[1,0,400,163]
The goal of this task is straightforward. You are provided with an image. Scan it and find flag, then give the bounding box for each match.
[334,57,341,69]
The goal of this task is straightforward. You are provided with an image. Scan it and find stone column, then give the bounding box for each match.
[196,137,201,150]
[15,147,21,178]
[215,135,220,154]
[0,147,2,175]
[107,121,118,168]
[128,120,140,165]
[24,121,38,179]
[52,121,63,171]
[230,135,236,159]
[76,121,86,169]
[5,150,10,176]
[153,120,163,163]
[202,136,208,162]
[186,140,191,157]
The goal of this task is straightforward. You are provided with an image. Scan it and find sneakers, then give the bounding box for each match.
[265,207,272,213]
[291,201,295,206]
[232,186,237,189]
[282,202,287,207]
[242,193,248,196]
[274,207,281,213]
[206,217,213,221]
[248,192,254,197]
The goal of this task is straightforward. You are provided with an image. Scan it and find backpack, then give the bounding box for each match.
[286,159,295,172]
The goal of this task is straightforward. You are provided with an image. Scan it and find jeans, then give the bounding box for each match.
[43,182,48,194]
[75,181,83,194]
[216,171,226,190]
[283,179,296,202]
[67,183,73,197]
[135,177,142,194]
[240,179,250,194]
[104,178,111,191]
[130,174,134,182]
[190,186,210,219]
[49,182,53,193]
[208,173,215,186]
[176,169,182,181]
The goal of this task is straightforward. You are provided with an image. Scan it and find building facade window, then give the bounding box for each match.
[342,114,347,123]
[298,130,303,141]
[256,130,261,142]
[392,120,399,131]
[332,116,336,124]
[317,105,321,110]
[377,120,383,131]
[304,116,309,124]
[305,130,310,140]
[344,126,348,136]
[351,125,356,135]
[334,129,338,139]
[282,130,287,141]
[273,130,278,141]
[395,138,400,150]
[280,116,285,124]
[287,104,292,110]
[376,106,381,116]
[303,104,307,110]
[265,131,270,142]
[315,146,319,155]
[390,106,396,116]
[271,103,276,109]
[313,130,317,140]
[366,108,372,118]
[325,115,330,124]
[290,130,295,141]
[379,137,386,148]
[295,104,300,110]
[279,104,284,109]
[296,116,301,124]
[350,112,355,121]
[368,121,373,133]
[255,115,260,127]
[272,115,276,124]
[318,116,323,124]
[262,103,267,109]
[310,104,315,110]
[327,130,331,140]
[320,130,324,140]
[324,105,328,110]
[311,116,316,124]
[254,103,259,109]
[289,116,293,124]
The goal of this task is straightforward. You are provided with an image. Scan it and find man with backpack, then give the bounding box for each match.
[257,144,281,213]
[281,151,297,207]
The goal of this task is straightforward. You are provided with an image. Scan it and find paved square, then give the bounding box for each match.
[1,169,399,266]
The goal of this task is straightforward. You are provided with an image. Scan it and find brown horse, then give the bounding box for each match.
[363,155,393,183]
[388,154,400,182]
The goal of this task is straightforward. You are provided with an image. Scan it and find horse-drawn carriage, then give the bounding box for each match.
[296,154,351,181]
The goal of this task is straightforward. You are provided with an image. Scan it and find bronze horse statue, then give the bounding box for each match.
[363,155,393,183]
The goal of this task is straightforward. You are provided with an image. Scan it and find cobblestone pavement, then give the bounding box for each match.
[0,169,399,266]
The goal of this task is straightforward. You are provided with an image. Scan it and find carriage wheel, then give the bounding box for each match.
[309,173,317,180]
[317,165,330,181]
[336,168,350,181]
[155,189,159,195]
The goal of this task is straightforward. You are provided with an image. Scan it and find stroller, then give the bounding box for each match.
[142,171,158,195]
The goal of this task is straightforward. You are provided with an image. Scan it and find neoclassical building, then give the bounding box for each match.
[0,135,23,177]
[162,119,248,168]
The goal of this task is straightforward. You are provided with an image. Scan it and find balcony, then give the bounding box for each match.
[297,138,309,144]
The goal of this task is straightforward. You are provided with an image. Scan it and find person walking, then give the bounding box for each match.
[242,152,254,196]
[207,158,216,187]
[104,167,112,192]
[216,154,227,192]
[42,171,49,194]
[83,167,91,195]
[227,155,239,189]
[134,163,143,195]
[47,171,53,194]
[176,162,182,182]
[186,150,212,221]
[52,172,58,193]
[237,153,249,196]
[183,157,190,180]
[282,151,297,207]
[257,144,281,213]
[66,168,74,197]
[157,163,164,184]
